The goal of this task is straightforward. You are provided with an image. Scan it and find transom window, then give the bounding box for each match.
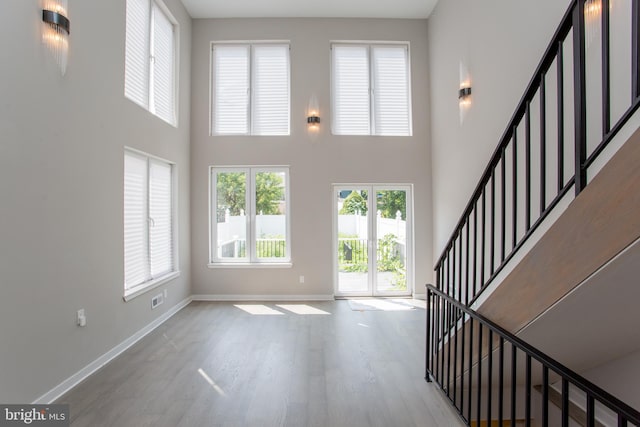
[211,43,291,136]
[124,0,178,126]
[210,167,290,265]
[331,42,412,136]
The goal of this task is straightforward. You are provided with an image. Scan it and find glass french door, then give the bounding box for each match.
[333,185,412,297]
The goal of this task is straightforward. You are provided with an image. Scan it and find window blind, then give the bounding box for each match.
[332,45,371,135]
[213,45,250,135]
[149,160,173,277]
[251,45,290,135]
[124,152,149,290]
[331,43,411,136]
[124,0,150,109]
[150,3,176,125]
[124,151,174,291]
[372,45,411,136]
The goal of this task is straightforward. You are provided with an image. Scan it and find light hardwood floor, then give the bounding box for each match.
[58,300,465,427]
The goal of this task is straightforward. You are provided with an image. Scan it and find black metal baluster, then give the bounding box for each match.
[525,103,532,231]
[481,189,486,289]
[543,366,549,427]
[526,355,532,427]
[487,329,493,425]
[473,202,478,298]
[458,225,463,304]
[562,378,569,427]
[511,345,517,427]
[602,0,611,135]
[633,0,639,100]
[447,299,452,398]
[490,170,496,275]
[477,324,483,427]
[460,312,466,417]
[573,0,587,194]
[468,318,474,423]
[618,414,628,427]
[557,41,565,193]
[498,337,504,427]
[440,293,446,386]
[465,218,470,305]
[512,129,518,249]
[426,289,432,381]
[501,146,506,263]
[540,75,547,214]
[587,394,595,427]
[453,303,458,406]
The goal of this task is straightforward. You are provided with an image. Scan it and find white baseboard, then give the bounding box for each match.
[33,296,192,404]
[413,293,426,300]
[192,294,335,302]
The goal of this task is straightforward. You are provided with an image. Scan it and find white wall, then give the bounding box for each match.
[190,18,432,297]
[0,0,191,403]
[427,0,572,258]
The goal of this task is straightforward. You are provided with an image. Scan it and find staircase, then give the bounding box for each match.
[426,0,640,425]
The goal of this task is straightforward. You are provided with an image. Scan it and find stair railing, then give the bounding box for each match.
[435,0,640,306]
[426,284,640,427]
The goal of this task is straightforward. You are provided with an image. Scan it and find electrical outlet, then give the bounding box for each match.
[151,293,164,309]
[77,309,86,327]
[299,275,305,284]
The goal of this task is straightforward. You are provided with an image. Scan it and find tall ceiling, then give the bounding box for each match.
[181,0,440,19]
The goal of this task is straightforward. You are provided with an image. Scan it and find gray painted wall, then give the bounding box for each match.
[0,0,192,403]
[427,0,572,257]
[190,18,433,297]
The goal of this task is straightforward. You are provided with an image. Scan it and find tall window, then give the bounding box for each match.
[331,43,412,136]
[212,43,290,136]
[125,0,178,126]
[210,167,290,265]
[124,149,177,299]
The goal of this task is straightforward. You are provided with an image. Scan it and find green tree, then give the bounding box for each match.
[216,171,284,219]
[377,190,406,220]
[216,172,246,217]
[340,190,368,215]
[255,172,284,215]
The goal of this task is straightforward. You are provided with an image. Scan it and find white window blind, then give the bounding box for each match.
[252,45,290,135]
[124,150,175,293]
[212,43,290,135]
[124,152,149,289]
[124,0,150,109]
[332,45,370,135]
[149,160,173,277]
[124,0,177,126]
[332,43,412,136]
[213,45,250,135]
[150,3,176,125]
[372,45,410,136]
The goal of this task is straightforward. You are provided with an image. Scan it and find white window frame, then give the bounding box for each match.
[210,41,291,136]
[124,148,179,301]
[331,41,413,136]
[124,0,179,126]
[209,166,291,267]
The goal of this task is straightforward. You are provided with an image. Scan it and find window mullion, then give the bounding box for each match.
[248,45,253,136]
[248,168,255,262]
[145,158,152,281]
[147,0,155,113]
[369,45,375,135]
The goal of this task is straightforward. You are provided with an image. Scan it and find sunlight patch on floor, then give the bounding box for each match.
[234,304,285,315]
[276,304,331,315]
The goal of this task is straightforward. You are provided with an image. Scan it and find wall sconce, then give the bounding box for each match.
[42,0,70,75]
[458,86,472,103]
[307,95,320,134]
[459,61,472,125]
